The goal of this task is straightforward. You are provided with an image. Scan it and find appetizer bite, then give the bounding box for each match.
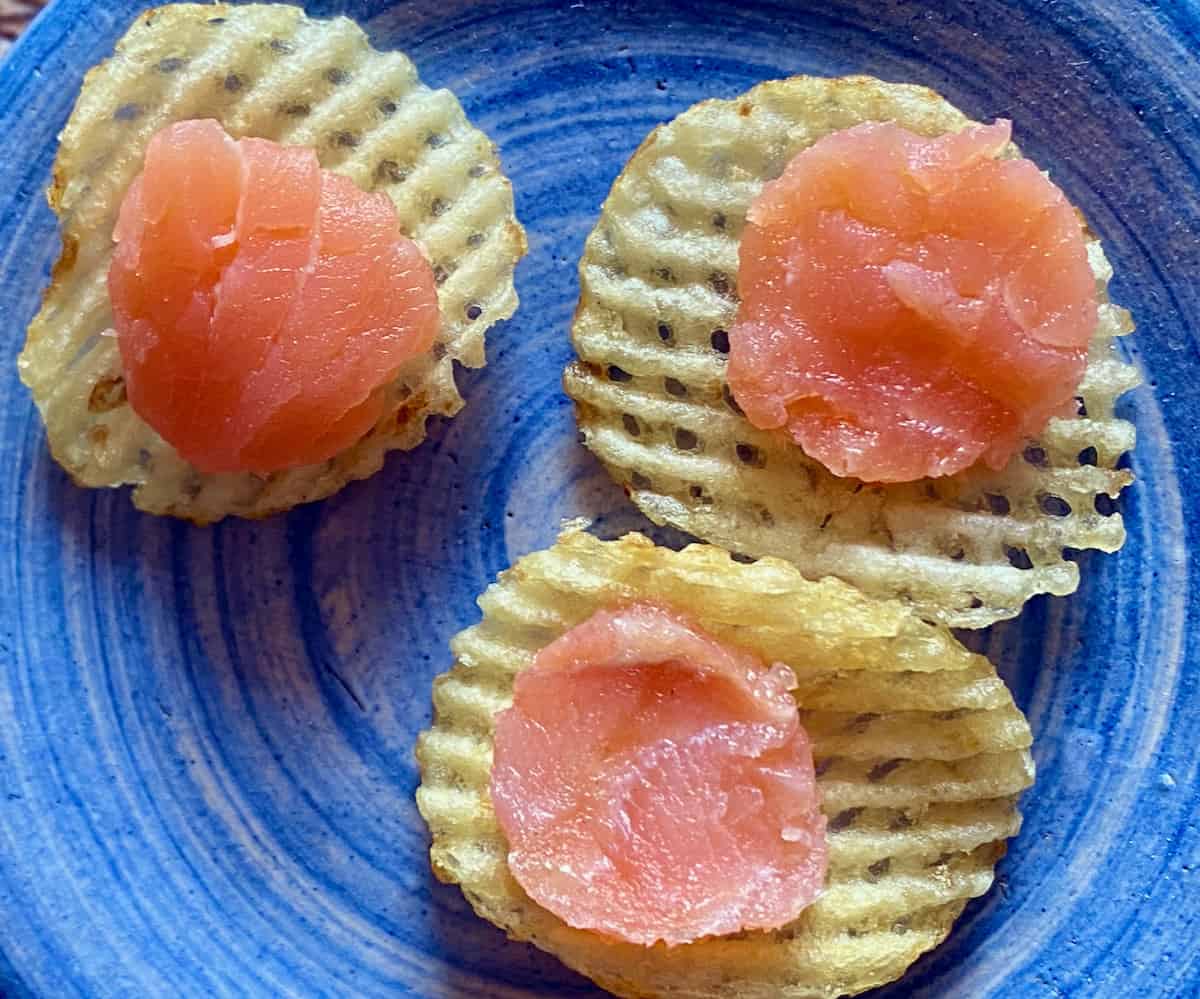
[566,76,1138,627]
[416,530,1034,998]
[20,3,525,521]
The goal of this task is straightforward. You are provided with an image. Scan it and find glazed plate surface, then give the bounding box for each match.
[0,1,1197,995]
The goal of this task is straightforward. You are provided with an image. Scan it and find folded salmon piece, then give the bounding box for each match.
[108,119,439,475]
[491,600,827,947]
[729,120,1096,483]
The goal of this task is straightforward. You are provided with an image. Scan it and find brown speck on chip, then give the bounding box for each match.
[867,858,892,881]
[50,234,79,282]
[88,375,127,413]
[828,807,864,832]
[722,384,744,416]
[846,712,880,733]
[868,759,904,782]
[375,159,406,184]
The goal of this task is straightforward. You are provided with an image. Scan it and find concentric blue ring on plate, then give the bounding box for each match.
[0,1,1197,996]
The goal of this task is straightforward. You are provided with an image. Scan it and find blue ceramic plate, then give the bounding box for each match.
[1,2,1197,996]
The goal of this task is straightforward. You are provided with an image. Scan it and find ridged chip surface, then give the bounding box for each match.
[565,75,1137,628]
[416,530,1034,999]
[19,2,526,522]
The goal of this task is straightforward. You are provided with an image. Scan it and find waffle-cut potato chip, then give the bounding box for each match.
[565,75,1137,627]
[416,530,1034,999]
[19,3,526,522]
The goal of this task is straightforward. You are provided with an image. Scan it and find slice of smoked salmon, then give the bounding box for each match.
[490,601,827,947]
[107,119,439,474]
[728,120,1097,483]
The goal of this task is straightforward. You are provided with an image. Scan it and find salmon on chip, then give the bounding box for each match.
[19,3,526,521]
[566,75,1138,627]
[417,530,1035,999]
